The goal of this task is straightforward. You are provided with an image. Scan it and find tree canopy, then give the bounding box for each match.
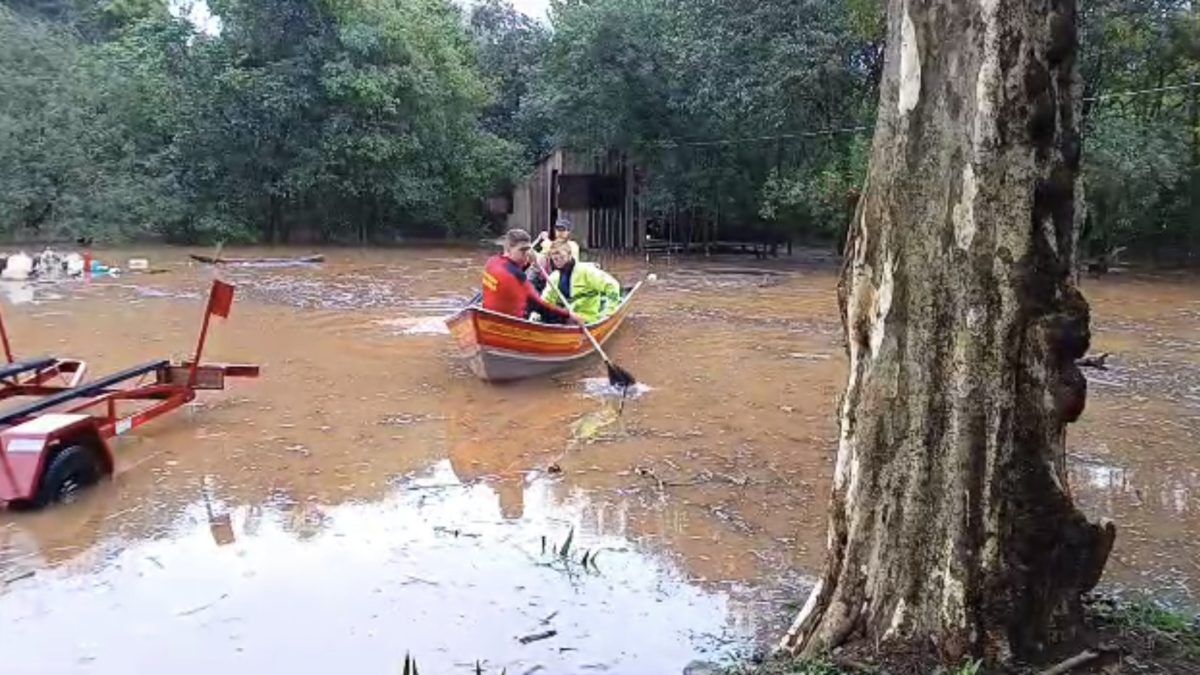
[0,0,1197,256]
[1,0,514,243]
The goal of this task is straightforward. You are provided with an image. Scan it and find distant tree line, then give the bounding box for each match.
[1,0,517,244]
[1,0,1197,259]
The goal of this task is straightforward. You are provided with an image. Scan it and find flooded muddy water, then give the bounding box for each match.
[0,246,1197,673]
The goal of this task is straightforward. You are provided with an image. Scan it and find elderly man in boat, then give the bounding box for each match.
[536,239,621,325]
[483,229,583,325]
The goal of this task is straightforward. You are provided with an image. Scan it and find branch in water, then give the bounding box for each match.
[1076,352,1110,370]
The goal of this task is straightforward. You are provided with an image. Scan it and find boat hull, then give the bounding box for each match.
[445,283,641,382]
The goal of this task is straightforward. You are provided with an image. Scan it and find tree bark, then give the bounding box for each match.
[780,0,1114,665]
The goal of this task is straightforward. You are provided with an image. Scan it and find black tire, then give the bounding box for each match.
[34,445,103,507]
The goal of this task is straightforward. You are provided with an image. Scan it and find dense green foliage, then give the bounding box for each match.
[529,0,881,246]
[522,0,1200,257]
[1,0,1198,255]
[1079,0,1200,260]
[468,0,552,163]
[1,0,514,243]
[0,2,185,241]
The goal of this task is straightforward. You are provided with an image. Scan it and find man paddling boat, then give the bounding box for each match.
[482,229,583,325]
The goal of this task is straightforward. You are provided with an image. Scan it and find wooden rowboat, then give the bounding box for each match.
[445,282,643,382]
[189,254,325,265]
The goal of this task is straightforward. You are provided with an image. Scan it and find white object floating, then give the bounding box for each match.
[128,258,150,271]
[2,253,33,281]
[65,253,85,276]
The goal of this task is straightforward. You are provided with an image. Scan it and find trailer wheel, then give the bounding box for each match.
[35,445,103,507]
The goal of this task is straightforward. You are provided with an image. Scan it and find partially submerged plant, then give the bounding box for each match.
[1104,597,1200,659]
[539,526,601,574]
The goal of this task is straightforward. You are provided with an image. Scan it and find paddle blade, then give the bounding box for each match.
[606,362,636,389]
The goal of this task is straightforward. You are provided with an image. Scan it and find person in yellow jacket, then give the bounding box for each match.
[539,239,621,325]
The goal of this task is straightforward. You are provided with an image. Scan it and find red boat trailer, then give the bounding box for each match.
[0,308,88,400]
[0,279,259,508]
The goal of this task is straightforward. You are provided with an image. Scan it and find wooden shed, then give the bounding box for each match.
[507,149,646,251]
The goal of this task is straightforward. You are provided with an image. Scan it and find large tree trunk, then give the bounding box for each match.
[779,0,1114,665]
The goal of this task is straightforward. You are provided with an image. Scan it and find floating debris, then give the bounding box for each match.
[2,570,35,585]
[518,630,557,645]
[176,593,229,617]
[787,352,831,361]
[378,413,445,427]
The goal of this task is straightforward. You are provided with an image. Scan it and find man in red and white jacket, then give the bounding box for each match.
[482,229,582,325]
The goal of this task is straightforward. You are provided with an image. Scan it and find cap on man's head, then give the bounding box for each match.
[554,217,572,231]
[505,229,532,248]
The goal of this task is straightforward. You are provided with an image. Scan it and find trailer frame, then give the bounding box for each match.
[0,279,258,508]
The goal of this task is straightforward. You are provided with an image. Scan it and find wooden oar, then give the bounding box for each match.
[538,262,635,389]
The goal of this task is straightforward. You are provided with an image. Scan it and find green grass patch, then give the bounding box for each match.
[1092,595,1200,660]
[718,658,849,674]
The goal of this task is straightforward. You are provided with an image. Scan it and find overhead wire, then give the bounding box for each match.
[646,80,1200,148]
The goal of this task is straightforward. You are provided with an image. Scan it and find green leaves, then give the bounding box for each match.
[1,0,518,245]
[7,0,1193,254]
[558,526,574,558]
[532,0,877,243]
[469,0,553,160]
[0,6,186,242]
[1079,0,1200,258]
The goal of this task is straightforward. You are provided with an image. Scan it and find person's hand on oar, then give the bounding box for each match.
[537,255,635,389]
[530,258,584,326]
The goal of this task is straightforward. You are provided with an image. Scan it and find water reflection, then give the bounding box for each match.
[1,281,36,305]
[1071,456,1198,516]
[1,462,750,674]
[1072,457,1132,492]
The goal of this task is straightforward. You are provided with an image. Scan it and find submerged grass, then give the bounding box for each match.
[397,596,1196,675]
[720,595,1200,674]
[538,526,601,574]
[406,656,510,674]
[723,656,1010,674]
[717,657,849,674]
[1090,593,1200,660]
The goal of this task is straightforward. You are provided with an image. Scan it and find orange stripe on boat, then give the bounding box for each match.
[478,321,584,346]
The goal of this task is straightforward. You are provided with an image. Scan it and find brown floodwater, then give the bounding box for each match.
[0,246,1195,673]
